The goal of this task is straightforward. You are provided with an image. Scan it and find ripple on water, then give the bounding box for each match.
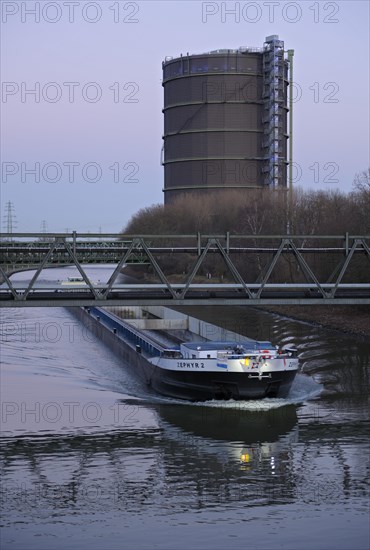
[0,280,369,550]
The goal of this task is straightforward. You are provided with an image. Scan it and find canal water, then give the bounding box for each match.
[1,268,369,550]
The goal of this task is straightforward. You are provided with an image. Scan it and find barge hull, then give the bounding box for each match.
[148,369,297,400]
[69,307,296,401]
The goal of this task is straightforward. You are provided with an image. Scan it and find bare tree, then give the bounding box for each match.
[353,169,370,194]
[120,183,369,283]
[352,169,370,234]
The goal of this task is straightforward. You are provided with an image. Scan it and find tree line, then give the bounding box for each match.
[120,170,370,284]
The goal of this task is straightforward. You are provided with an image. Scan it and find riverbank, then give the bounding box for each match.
[175,305,370,339]
[259,305,370,338]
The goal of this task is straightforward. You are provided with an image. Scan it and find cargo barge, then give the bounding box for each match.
[70,306,298,401]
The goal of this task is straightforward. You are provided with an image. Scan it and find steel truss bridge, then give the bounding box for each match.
[0,232,369,307]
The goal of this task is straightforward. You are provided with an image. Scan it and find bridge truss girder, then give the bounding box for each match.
[0,233,369,306]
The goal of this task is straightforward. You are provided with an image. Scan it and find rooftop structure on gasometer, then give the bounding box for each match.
[162,35,294,204]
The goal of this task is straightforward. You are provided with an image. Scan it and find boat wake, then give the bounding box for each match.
[123,373,323,411]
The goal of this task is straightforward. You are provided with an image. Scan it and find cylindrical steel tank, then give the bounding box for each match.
[162,36,289,204]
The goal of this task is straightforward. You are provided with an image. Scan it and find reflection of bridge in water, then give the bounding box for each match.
[1,404,367,513]
[1,232,369,306]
